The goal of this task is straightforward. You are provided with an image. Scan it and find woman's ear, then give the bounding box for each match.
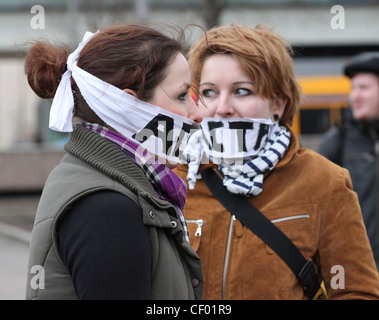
[123,88,138,98]
[272,96,287,118]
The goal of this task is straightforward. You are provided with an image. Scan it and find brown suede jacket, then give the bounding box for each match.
[175,127,379,300]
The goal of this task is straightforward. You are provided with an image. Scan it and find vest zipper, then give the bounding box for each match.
[222,214,235,300]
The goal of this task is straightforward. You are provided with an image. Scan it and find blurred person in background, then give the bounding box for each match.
[174,24,379,299]
[319,52,379,269]
[24,23,203,300]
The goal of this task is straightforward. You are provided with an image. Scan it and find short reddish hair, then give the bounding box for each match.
[188,24,302,126]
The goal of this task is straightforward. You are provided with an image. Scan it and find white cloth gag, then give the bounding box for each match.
[49,31,195,164]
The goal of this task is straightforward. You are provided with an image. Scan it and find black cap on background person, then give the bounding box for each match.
[344,52,379,78]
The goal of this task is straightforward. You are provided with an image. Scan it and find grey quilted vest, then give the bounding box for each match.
[25,125,203,300]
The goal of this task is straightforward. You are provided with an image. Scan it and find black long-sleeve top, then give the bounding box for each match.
[57,190,152,299]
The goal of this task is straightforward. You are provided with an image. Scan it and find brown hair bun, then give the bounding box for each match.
[24,41,69,99]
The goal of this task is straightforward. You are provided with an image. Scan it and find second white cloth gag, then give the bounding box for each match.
[183,118,291,195]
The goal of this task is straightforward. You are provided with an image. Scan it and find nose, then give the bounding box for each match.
[349,88,361,104]
[189,97,203,124]
[216,95,235,118]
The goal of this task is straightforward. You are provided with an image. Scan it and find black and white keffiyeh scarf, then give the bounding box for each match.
[182,118,291,196]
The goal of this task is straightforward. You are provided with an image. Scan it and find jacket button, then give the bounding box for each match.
[192,278,200,288]
[149,211,154,219]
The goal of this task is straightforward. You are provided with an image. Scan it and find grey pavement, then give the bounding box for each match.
[0,194,39,300]
[0,223,30,300]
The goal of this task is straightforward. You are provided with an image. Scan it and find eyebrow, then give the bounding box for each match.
[199,82,213,87]
[181,83,191,90]
[200,81,253,87]
[233,81,253,85]
[159,82,191,97]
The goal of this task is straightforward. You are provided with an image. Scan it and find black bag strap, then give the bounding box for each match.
[201,167,322,300]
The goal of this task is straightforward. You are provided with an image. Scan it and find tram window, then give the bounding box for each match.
[300,109,330,134]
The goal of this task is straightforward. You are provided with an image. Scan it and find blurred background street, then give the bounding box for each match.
[1,0,379,300]
[0,194,38,300]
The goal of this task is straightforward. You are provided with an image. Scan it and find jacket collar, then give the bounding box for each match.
[275,125,299,170]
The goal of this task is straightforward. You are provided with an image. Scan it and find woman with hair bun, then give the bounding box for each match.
[25,23,203,300]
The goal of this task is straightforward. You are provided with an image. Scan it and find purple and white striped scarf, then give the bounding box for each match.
[83,122,189,241]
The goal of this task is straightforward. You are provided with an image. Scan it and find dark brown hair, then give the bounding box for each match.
[25,23,186,125]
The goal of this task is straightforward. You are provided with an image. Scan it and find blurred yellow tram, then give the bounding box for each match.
[293,75,351,135]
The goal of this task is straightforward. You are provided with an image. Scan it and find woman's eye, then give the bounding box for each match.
[202,89,215,98]
[178,91,188,101]
[236,88,251,96]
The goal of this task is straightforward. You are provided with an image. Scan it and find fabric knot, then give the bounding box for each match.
[49,31,98,133]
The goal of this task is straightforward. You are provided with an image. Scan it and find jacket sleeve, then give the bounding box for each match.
[319,167,379,299]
